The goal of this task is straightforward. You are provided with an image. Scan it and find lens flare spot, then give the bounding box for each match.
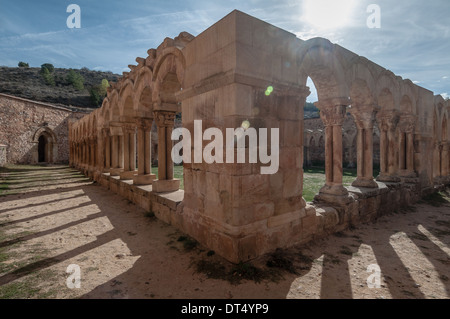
[241,120,250,130]
[265,86,274,96]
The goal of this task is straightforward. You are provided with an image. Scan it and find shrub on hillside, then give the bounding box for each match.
[67,69,85,91]
[89,78,110,106]
[41,63,55,73]
[18,61,29,68]
[41,67,55,86]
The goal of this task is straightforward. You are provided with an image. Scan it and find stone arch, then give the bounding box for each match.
[400,95,413,114]
[32,126,58,164]
[134,66,154,116]
[399,80,418,115]
[108,90,120,122]
[119,80,136,118]
[442,114,448,142]
[153,46,186,87]
[153,50,185,107]
[376,71,400,112]
[298,38,350,101]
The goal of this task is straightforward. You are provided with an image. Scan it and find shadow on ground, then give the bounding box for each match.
[0,165,449,299]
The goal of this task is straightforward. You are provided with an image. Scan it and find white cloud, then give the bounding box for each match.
[441,93,449,100]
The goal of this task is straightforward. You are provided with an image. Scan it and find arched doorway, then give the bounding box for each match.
[32,127,57,164]
[38,135,47,162]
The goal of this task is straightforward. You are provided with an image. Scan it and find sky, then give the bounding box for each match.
[0,0,449,102]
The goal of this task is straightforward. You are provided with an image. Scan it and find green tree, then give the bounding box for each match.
[41,67,55,86]
[66,69,85,91]
[89,78,110,106]
[41,63,55,73]
[18,61,29,68]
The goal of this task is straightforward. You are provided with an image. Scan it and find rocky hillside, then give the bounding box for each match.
[0,66,121,108]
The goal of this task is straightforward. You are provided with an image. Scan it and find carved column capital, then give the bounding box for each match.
[349,105,378,130]
[101,127,110,138]
[318,105,347,127]
[376,111,400,132]
[153,111,176,127]
[136,118,153,131]
[398,115,416,133]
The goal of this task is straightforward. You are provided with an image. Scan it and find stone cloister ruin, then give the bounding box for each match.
[69,11,450,263]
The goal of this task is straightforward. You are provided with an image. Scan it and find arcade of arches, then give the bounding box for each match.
[69,11,450,263]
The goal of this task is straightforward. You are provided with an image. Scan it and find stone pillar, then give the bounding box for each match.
[89,137,95,170]
[109,125,124,176]
[433,142,441,179]
[314,99,351,204]
[133,118,156,185]
[102,128,111,172]
[152,110,180,192]
[120,125,138,180]
[397,115,417,179]
[349,105,378,188]
[376,111,401,182]
[441,143,449,176]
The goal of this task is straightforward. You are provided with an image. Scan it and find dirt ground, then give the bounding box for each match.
[0,165,449,299]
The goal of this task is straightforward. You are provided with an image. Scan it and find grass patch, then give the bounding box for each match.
[151,165,184,190]
[144,211,155,219]
[177,235,198,251]
[266,249,297,274]
[195,259,281,285]
[421,191,450,207]
[339,245,353,256]
[302,167,379,202]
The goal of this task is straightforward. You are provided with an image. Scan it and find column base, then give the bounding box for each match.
[110,168,124,176]
[103,168,111,173]
[120,170,137,180]
[351,178,378,188]
[314,184,352,206]
[397,169,417,178]
[152,179,180,193]
[133,174,156,185]
[376,174,401,183]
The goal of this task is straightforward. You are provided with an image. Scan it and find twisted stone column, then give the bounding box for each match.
[109,125,124,176]
[102,128,111,173]
[376,111,401,182]
[133,118,156,185]
[314,99,350,205]
[349,105,379,188]
[397,114,417,178]
[120,124,138,180]
[441,142,449,177]
[152,110,180,193]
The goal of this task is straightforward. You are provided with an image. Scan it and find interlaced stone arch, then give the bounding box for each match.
[68,10,450,263]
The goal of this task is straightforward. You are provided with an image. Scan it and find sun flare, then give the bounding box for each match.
[302,0,357,30]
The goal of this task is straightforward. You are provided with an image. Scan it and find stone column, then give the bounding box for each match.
[349,105,379,188]
[376,111,401,182]
[441,143,449,176]
[89,137,95,170]
[152,110,180,192]
[397,115,417,179]
[133,118,156,185]
[102,128,111,173]
[314,99,350,204]
[433,142,441,179]
[109,125,124,176]
[82,139,87,170]
[119,125,138,180]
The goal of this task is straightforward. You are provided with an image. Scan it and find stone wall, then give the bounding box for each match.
[305,114,381,168]
[0,144,6,167]
[0,93,89,165]
[69,10,450,264]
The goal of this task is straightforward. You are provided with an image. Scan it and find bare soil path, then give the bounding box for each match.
[0,165,449,299]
